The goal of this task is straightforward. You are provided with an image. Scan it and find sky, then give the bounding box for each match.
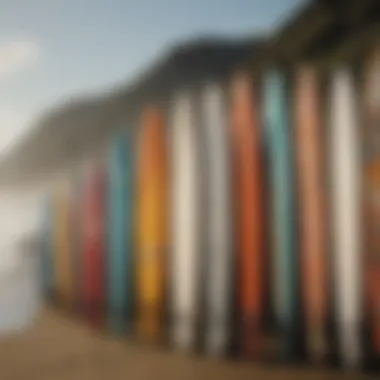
[0,0,305,155]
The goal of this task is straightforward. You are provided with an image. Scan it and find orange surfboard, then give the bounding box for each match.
[136,106,168,343]
[294,67,328,362]
[230,72,265,358]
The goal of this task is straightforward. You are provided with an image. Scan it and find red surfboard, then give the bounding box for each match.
[82,161,107,329]
[230,72,265,358]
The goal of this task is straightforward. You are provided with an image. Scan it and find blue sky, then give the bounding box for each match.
[0,0,304,154]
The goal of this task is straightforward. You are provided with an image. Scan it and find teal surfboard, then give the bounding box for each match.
[40,196,55,301]
[107,132,134,334]
[264,70,301,360]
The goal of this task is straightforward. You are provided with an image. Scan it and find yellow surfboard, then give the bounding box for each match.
[136,106,168,343]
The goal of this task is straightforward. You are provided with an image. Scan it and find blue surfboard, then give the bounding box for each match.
[40,196,55,301]
[264,70,301,361]
[107,132,134,334]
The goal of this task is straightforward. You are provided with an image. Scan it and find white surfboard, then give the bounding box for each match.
[201,83,232,355]
[170,91,201,351]
[329,69,362,368]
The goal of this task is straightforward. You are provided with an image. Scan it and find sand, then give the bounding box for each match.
[0,308,371,380]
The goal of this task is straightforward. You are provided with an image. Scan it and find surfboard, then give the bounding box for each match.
[329,69,362,368]
[170,91,201,351]
[230,72,265,358]
[54,180,75,310]
[107,132,134,334]
[82,161,107,329]
[70,172,84,316]
[40,196,55,301]
[362,49,380,361]
[263,70,301,361]
[294,67,329,362]
[201,82,232,356]
[136,107,167,343]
